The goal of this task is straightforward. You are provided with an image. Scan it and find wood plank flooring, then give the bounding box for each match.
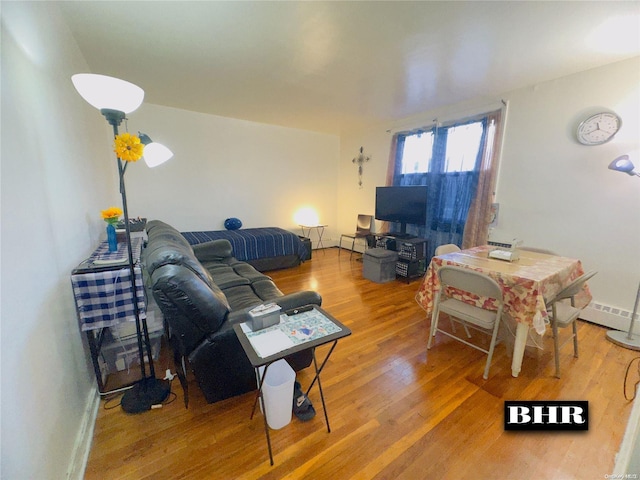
[85,248,639,479]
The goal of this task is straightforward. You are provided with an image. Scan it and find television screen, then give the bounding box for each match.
[375,186,428,233]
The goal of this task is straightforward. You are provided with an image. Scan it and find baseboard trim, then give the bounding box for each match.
[66,386,99,480]
[580,303,639,332]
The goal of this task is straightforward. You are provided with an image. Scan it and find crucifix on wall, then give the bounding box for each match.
[352,146,370,188]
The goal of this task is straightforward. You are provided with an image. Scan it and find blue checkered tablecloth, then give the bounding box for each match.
[88,237,143,263]
[72,238,146,331]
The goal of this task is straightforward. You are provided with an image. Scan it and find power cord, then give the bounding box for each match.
[623,356,640,401]
[160,369,178,406]
[103,392,126,410]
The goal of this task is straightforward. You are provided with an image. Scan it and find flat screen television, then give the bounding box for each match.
[375,185,428,236]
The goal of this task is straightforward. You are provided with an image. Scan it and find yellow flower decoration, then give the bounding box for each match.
[114,133,144,162]
[101,206,123,225]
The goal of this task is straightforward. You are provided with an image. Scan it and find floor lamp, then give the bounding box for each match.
[72,74,174,412]
[605,155,640,351]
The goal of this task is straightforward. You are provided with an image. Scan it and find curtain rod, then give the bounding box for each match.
[386,99,507,135]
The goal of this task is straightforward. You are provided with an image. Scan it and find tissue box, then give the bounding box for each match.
[247,303,282,331]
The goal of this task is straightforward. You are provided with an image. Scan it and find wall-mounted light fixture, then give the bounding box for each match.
[72,73,173,412]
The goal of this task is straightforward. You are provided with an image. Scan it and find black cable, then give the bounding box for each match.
[162,391,177,406]
[103,393,124,410]
[161,375,177,405]
[623,356,640,401]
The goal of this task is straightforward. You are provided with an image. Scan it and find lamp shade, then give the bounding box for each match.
[138,132,173,167]
[608,155,638,176]
[72,74,144,114]
[143,143,173,168]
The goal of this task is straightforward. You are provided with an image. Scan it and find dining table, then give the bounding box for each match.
[416,245,592,377]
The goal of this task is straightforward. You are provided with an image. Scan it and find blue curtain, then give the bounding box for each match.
[393,119,488,260]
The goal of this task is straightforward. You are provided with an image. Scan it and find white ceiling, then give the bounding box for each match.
[59,1,640,135]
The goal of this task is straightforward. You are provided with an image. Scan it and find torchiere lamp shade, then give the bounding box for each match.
[608,154,640,176]
[72,73,144,114]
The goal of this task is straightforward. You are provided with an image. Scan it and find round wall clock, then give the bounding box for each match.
[576,112,622,145]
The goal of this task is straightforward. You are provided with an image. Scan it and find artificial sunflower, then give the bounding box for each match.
[113,132,144,162]
[101,206,123,225]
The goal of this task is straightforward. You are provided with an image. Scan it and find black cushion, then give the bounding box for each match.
[151,264,230,355]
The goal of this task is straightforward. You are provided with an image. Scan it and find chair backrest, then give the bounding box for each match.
[551,270,597,303]
[356,214,373,235]
[438,266,503,302]
[435,244,461,256]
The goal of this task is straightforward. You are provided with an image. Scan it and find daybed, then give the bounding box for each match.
[142,220,322,405]
[181,227,309,272]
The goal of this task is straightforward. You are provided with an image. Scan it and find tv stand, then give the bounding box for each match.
[387,232,415,239]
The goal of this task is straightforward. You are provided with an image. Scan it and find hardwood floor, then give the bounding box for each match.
[85,248,638,479]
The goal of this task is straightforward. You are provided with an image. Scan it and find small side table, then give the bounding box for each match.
[299,224,327,250]
[233,305,351,465]
[71,238,146,395]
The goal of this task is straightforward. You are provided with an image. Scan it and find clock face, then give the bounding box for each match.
[576,112,621,145]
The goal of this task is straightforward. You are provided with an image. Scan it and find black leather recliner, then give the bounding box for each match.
[142,220,321,405]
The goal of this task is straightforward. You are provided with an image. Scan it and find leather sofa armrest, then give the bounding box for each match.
[226,290,322,325]
[192,239,234,262]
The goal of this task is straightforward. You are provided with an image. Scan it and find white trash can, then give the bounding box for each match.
[258,359,295,430]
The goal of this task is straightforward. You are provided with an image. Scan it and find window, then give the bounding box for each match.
[443,122,483,172]
[391,110,502,260]
[400,132,433,174]
[399,121,484,175]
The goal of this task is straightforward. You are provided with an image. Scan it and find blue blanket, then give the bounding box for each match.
[181,227,309,262]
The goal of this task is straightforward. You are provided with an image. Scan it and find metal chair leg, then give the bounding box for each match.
[552,318,561,379]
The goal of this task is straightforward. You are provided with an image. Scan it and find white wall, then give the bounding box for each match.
[1,3,119,479]
[338,57,640,330]
[337,130,396,237]
[497,58,640,331]
[122,104,340,247]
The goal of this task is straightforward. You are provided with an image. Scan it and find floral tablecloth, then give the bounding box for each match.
[415,246,592,335]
